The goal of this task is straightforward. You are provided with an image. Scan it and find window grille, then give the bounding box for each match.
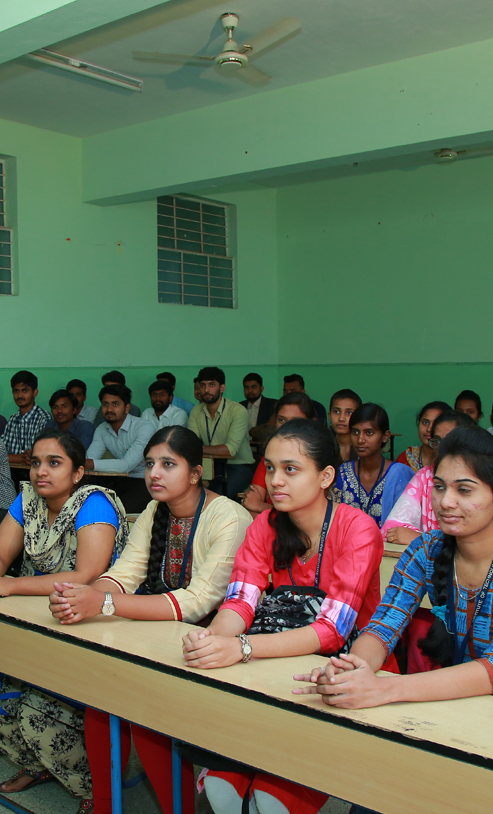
[0,227,12,295]
[157,195,234,308]
[0,161,4,227]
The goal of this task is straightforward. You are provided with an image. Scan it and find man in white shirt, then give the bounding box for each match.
[141,381,188,431]
[67,378,98,424]
[85,384,154,512]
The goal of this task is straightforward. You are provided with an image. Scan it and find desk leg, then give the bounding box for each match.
[109,714,123,814]
[171,738,182,814]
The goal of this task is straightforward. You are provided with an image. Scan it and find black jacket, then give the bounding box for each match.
[240,395,277,427]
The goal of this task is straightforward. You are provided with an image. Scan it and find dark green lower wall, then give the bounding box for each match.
[1,363,491,453]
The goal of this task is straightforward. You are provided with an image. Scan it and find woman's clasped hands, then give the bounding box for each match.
[293,653,391,709]
[182,628,243,669]
[49,582,103,624]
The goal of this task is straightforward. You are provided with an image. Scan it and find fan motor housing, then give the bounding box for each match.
[215,51,248,72]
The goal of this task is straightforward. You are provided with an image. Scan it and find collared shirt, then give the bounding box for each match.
[0,439,16,510]
[46,417,94,451]
[2,404,50,454]
[141,404,188,431]
[172,395,194,416]
[78,404,98,423]
[86,414,155,478]
[188,397,254,466]
[246,396,262,431]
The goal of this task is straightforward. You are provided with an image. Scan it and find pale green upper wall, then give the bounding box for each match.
[0,117,278,372]
[276,155,493,365]
[82,37,493,205]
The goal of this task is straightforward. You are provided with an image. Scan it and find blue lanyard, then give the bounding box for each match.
[206,400,226,445]
[160,488,206,591]
[446,558,493,665]
[288,500,333,588]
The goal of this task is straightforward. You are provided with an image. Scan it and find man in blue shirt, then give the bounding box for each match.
[46,389,94,451]
[157,371,194,416]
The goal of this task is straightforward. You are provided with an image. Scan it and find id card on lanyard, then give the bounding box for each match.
[206,399,226,445]
[446,559,493,666]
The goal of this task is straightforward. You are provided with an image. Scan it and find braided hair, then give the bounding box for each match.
[139,426,203,595]
[418,425,493,665]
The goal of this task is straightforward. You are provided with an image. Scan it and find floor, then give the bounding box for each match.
[0,750,352,813]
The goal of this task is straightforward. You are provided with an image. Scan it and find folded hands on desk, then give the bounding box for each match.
[293,653,394,709]
[182,627,243,669]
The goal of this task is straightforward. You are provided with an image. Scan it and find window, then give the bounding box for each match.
[0,161,12,296]
[157,195,234,308]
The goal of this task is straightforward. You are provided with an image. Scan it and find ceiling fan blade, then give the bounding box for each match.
[132,51,214,66]
[234,65,271,86]
[241,18,301,60]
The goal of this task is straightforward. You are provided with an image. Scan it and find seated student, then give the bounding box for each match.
[3,370,50,466]
[85,385,154,513]
[0,438,16,524]
[157,371,194,416]
[194,376,203,403]
[334,403,413,529]
[49,425,252,814]
[93,371,141,427]
[0,414,6,436]
[240,372,277,434]
[182,419,384,814]
[328,388,362,463]
[67,378,98,423]
[141,380,188,430]
[242,392,316,517]
[454,389,483,423]
[189,366,255,499]
[383,410,475,547]
[0,429,127,812]
[282,373,327,426]
[396,400,451,472]
[46,389,94,451]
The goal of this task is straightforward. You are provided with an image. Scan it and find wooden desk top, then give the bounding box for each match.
[0,595,492,813]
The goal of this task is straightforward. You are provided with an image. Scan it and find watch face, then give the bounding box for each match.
[102,595,115,616]
[243,642,252,655]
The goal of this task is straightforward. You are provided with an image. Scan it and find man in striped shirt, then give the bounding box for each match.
[3,370,50,465]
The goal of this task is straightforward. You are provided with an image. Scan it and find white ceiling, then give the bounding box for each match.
[2,0,493,137]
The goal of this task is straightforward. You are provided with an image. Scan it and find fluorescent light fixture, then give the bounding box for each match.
[27,49,143,92]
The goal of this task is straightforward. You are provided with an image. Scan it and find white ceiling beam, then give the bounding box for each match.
[0,0,172,66]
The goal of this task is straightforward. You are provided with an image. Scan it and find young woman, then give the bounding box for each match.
[182,419,385,814]
[49,425,252,814]
[396,400,451,472]
[334,403,413,529]
[454,389,483,424]
[242,392,316,518]
[0,429,127,813]
[295,425,493,715]
[328,388,362,463]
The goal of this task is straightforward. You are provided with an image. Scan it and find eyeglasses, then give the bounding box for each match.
[428,436,442,449]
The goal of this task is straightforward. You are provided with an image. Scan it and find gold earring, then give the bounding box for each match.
[191,479,197,484]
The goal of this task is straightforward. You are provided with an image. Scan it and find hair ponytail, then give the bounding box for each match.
[418,534,456,666]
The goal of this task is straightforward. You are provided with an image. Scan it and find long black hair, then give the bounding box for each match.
[418,425,493,665]
[266,419,339,569]
[139,426,203,595]
[416,401,451,425]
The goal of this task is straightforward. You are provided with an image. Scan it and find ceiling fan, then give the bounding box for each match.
[132,13,302,86]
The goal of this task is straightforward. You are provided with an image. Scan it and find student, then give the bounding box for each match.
[0,413,6,436]
[3,370,50,465]
[240,372,277,434]
[454,389,483,423]
[383,411,475,547]
[282,374,327,426]
[189,366,255,499]
[93,371,141,427]
[328,388,362,463]
[49,425,252,814]
[85,385,154,513]
[156,371,194,416]
[46,389,94,451]
[67,378,98,423]
[334,403,413,528]
[0,438,15,524]
[242,392,316,517]
[296,425,493,711]
[141,380,188,430]
[183,419,385,814]
[396,400,451,472]
[193,376,203,403]
[0,430,127,811]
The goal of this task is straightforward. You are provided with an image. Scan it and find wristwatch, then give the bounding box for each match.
[237,633,252,663]
[101,592,116,616]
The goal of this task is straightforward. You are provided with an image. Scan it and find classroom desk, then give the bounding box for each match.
[0,596,492,814]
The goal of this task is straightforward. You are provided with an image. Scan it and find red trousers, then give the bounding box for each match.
[84,707,195,814]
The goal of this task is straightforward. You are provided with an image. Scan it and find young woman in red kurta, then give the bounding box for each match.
[182,419,385,814]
